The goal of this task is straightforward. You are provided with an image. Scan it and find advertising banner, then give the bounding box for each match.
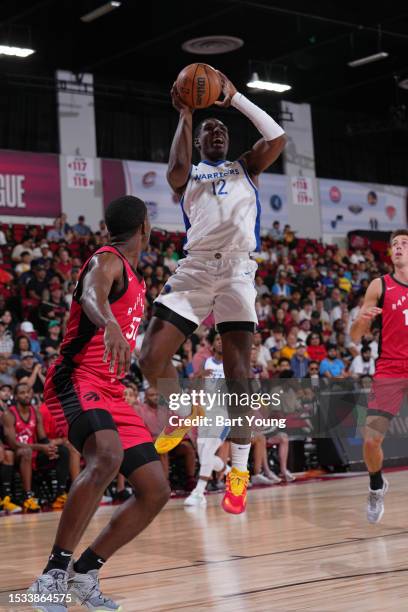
[319,178,407,235]
[0,150,61,217]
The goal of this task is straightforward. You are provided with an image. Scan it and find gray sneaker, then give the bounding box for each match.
[68,564,122,611]
[28,569,69,612]
[367,478,389,524]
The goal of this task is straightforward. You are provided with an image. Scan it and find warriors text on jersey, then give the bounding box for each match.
[181,160,260,253]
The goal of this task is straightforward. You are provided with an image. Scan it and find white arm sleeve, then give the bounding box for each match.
[231,92,285,141]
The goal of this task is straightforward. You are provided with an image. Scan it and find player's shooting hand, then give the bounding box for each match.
[214,71,237,108]
[360,306,382,321]
[171,82,192,114]
[103,320,131,377]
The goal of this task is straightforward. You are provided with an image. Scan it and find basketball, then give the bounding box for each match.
[176,63,222,109]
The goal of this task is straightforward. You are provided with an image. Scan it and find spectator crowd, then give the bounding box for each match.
[0,215,388,514]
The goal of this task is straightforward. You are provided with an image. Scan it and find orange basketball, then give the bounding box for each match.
[176,63,222,109]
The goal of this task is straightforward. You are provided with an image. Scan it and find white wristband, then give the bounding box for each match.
[231,92,284,141]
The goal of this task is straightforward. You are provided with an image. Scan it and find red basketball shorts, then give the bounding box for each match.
[44,363,152,451]
[368,359,408,418]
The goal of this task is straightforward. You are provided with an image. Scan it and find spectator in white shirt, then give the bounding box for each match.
[255,295,272,323]
[269,220,283,241]
[255,242,273,264]
[253,332,271,370]
[350,330,379,361]
[315,298,330,324]
[0,321,13,356]
[11,239,34,262]
[298,299,313,321]
[0,228,6,245]
[264,325,286,354]
[350,249,365,265]
[32,241,53,261]
[255,275,270,297]
[297,319,311,344]
[350,346,375,378]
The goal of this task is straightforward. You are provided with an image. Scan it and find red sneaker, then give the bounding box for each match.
[221,468,249,514]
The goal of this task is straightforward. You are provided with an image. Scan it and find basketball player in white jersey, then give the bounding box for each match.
[140,71,286,514]
[184,333,230,507]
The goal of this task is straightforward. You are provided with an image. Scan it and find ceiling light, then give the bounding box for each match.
[348,51,389,68]
[247,72,291,93]
[0,45,35,58]
[398,78,408,90]
[81,1,121,23]
[182,35,244,55]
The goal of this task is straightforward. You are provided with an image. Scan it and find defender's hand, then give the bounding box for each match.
[103,321,131,377]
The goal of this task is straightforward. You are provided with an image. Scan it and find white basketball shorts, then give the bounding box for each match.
[154,251,258,327]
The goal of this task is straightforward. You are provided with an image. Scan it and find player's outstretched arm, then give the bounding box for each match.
[167,83,193,196]
[80,253,130,376]
[215,71,286,176]
[350,278,383,344]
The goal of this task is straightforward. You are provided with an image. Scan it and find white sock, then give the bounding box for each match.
[213,456,224,472]
[194,479,207,495]
[231,442,251,472]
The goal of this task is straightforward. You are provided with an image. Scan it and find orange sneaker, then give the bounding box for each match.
[221,468,249,514]
[23,496,40,513]
[154,404,204,454]
[52,492,68,510]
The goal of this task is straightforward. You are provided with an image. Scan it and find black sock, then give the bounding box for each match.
[369,470,384,490]
[74,547,105,574]
[25,490,34,499]
[44,544,73,573]
[1,464,13,498]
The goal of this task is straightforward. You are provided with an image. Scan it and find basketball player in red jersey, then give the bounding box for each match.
[2,383,49,512]
[29,197,170,612]
[351,229,408,523]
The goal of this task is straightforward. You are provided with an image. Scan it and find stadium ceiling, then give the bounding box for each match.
[0,0,408,112]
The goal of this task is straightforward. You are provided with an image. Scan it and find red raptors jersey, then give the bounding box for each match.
[377,273,408,361]
[9,405,37,445]
[56,246,145,380]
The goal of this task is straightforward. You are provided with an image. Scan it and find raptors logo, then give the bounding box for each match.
[83,391,100,402]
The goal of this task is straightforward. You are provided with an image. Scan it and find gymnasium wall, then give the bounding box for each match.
[0,149,406,240]
[0,71,406,238]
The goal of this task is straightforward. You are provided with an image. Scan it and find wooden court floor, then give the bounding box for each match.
[1,471,408,611]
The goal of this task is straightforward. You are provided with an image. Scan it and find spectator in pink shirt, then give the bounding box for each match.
[192,337,212,375]
[136,387,196,491]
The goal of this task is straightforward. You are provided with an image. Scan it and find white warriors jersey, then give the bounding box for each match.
[181,159,260,253]
[204,356,225,378]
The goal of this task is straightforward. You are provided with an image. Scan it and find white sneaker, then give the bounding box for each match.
[252,473,274,486]
[367,478,389,524]
[184,490,207,507]
[264,472,282,484]
[281,470,296,482]
[99,495,113,506]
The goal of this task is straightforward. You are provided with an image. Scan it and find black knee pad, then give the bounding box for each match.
[120,442,160,480]
[68,409,118,453]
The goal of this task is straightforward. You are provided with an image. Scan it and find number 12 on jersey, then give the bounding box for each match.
[212,179,228,196]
